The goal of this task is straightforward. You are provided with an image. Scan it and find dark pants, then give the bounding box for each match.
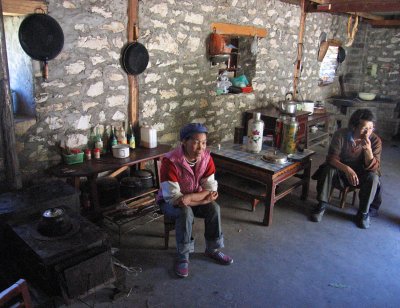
[316,164,380,215]
[159,201,224,259]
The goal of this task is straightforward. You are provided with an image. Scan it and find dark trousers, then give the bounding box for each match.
[316,164,380,215]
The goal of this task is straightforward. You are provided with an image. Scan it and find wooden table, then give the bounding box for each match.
[210,143,314,226]
[49,145,171,218]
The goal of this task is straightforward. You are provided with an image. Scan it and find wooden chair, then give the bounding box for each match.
[0,279,33,308]
[329,185,359,209]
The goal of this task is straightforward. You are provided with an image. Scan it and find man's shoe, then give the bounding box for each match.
[369,208,379,217]
[205,250,233,265]
[357,213,370,229]
[174,259,189,278]
[310,203,326,222]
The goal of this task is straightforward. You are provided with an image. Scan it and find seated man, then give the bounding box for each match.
[311,108,382,229]
[157,123,233,278]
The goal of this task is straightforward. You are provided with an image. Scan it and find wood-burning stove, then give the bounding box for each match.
[4,208,115,301]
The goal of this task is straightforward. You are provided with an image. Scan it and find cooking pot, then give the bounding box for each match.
[112,144,130,158]
[18,12,64,80]
[131,169,154,188]
[120,176,142,198]
[37,207,72,237]
[121,25,149,75]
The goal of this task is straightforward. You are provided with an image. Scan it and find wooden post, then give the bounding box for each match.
[293,0,307,100]
[0,0,22,190]
[128,0,139,129]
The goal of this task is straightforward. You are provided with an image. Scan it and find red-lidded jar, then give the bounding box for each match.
[93,148,101,159]
[85,148,92,160]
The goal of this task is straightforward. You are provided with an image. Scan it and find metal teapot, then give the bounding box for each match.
[280,92,297,115]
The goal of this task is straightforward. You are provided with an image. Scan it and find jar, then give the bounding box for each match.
[85,149,92,160]
[141,124,157,148]
[94,148,101,159]
[247,112,264,153]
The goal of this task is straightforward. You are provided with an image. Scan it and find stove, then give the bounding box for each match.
[5,209,115,300]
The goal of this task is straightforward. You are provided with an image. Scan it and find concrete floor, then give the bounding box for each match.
[61,139,400,308]
[10,139,391,307]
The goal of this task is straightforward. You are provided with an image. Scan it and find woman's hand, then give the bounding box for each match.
[205,191,218,203]
[345,166,359,186]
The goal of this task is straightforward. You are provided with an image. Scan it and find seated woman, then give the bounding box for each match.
[157,123,233,278]
[311,108,382,229]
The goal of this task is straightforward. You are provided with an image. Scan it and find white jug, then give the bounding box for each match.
[141,124,157,148]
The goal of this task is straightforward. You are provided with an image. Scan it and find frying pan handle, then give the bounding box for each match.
[133,24,139,42]
[43,60,48,80]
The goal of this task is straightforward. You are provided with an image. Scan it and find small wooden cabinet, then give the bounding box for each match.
[244,107,310,145]
[306,113,330,148]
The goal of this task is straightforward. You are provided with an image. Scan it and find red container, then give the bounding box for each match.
[242,86,253,93]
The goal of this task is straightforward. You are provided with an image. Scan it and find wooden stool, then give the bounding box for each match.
[164,215,176,250]
[329,185,359,208]
[0,279,33,308]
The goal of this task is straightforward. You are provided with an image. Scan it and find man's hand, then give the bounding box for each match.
[345,166,359,186]
[361,134,372,153]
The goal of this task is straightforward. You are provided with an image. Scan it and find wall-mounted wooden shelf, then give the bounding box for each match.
[1,0,48,16]
[211,22,267,38]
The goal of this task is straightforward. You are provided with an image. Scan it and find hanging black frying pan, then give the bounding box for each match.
[18,13,64,80]
[121,26,149,75]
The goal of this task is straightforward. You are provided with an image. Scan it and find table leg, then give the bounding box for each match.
[88,174,100,213]
[262,181,276,226]
[301,159,312,200]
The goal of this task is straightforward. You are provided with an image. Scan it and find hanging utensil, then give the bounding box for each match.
[18,12,64,80]
[121,24,149,75]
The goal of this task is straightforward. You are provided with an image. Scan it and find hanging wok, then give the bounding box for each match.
[121,25,149,75]
[18,13,64,80]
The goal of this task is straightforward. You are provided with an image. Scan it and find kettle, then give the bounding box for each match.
[280,92,297,115]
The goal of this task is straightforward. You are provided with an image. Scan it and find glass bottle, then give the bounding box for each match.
[247,112,264,153]
[129,122,136,149]
[110,125,118,151]
[102,125,110,153]
[95,126,103,152]
[120,123,127,144]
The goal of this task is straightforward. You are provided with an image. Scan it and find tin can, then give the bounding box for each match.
[85,149,92,160]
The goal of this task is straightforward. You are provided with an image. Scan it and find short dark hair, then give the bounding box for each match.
[348,108,375,129]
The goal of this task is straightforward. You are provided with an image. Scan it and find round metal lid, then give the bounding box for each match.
[42,207,64,218]
[261,150,288,164]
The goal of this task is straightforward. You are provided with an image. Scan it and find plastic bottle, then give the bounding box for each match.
[141,123,157,148]
[246,112,264,153]
[281,116,299,154]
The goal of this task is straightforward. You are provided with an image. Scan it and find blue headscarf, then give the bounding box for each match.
[180,123,208,141]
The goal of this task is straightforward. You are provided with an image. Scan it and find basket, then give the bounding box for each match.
[63,152,84,165]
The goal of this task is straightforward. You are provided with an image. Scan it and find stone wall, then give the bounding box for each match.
[3,0,395,187]
[342,22,400,97]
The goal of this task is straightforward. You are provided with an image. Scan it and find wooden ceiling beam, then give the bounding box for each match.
[313,2,400,13]
[369,19,400,27]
